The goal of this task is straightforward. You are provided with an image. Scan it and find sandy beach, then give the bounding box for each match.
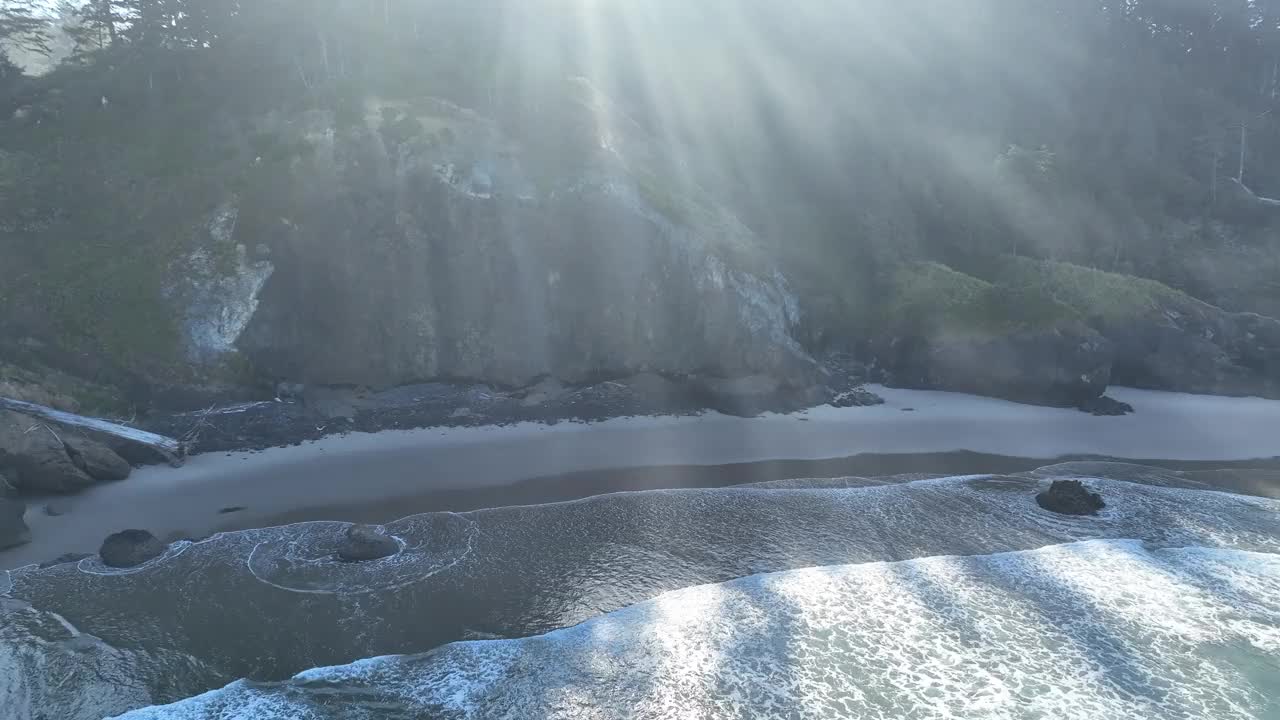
[5,385,1280,569]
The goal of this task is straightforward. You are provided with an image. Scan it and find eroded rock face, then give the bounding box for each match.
[1099,297,1280,399]
[691,374,830,417]
[883,324,1113,408]
[173,204,275,364]
[99,529,166,568]
[222,99,812,391]
[1036,480,1105,516]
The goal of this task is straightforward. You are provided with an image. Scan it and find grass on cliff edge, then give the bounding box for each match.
[881,257,1215,340]
[991,256,1201,324]
[885,261,1081,337]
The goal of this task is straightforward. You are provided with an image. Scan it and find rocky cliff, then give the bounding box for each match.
[5,85,1280,419]
[167,97,811,394]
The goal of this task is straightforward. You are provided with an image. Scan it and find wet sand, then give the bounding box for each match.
[6,385,1280,569]
[231,450,1280,533]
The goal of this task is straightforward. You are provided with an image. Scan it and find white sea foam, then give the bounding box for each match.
[114,540,1280,720]
[246,514,478,594]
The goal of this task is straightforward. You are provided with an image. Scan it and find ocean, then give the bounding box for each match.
[3,463,1279,719]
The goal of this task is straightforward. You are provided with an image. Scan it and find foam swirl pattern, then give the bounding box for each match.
[247,514,476,594]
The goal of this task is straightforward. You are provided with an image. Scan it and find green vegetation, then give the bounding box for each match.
[886,262,993,326]
[880,255,1203,341]
[885,262,1080,338]
[992,257,1199,324]
[0,103,237,376]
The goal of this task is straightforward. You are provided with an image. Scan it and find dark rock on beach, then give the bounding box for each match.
[1077,395,1135,416]
[0,410,95,493]
[1036,480,1106,516]
[830,388,885,408]
[0,410,133,492]
[99,529,167,568]
[64,435,132,482]
[337,524,399,562]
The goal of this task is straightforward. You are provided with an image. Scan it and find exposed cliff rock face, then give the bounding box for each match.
[1099,307,1280,398]
[173,203,275,364]
[995,258,1280,399]
[870,264,1112,407]
[178,98,813,390]
[883,326,1112,407]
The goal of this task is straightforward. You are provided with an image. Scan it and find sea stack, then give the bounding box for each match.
[1036,480,1106,516]
[337,524,399,562]
[99,529,167,568]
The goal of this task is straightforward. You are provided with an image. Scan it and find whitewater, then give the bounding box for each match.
[3,464,1280,720]
[115,540,1280,719]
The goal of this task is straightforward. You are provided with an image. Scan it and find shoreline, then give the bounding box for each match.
[222,451,1280,535]
[5,384,1280,570]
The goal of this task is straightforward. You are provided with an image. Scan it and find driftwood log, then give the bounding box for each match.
[0,397,185,467]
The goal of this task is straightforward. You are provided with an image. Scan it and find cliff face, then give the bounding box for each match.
[173,98,811,390]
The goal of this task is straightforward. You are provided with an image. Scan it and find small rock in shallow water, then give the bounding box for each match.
[337,524,399,562]
[99,529,167,568]
[217,506,247,514]
[43,502,69,517]
[1036,480,1105,516]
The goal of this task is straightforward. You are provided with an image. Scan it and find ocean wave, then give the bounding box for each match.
[114,540,1280,719]
[0,597,227,720]
[4,468,1280,719]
